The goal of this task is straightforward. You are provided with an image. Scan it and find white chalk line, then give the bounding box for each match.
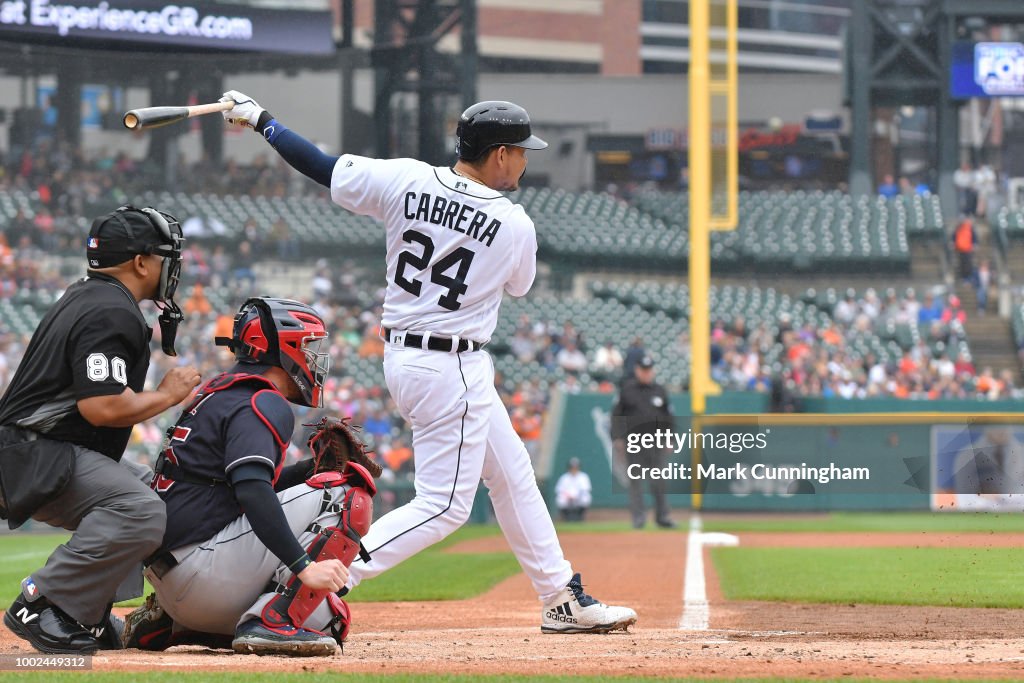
[679,513,739,631]
[680,514,709,630]
[0,550,53,564]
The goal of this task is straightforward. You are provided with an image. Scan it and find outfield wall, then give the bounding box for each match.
[544,393,1024,513]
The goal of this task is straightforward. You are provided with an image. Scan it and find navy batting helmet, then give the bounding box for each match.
[456,101,548,161]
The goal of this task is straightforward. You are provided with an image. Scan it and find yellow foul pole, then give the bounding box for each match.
[688,0,711,419]
[688,0,711,510]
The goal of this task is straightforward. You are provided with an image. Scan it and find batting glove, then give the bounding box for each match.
[220,90,266,129]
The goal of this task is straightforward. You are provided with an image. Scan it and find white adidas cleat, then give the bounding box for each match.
[541,573,637,634]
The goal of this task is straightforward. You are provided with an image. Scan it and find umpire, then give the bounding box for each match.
[611,356,676,529]
[0,206,201,654]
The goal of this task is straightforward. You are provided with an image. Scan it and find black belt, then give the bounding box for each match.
[144,550,179,580]
[384,328,483,353]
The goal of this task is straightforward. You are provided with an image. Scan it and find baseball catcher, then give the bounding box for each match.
[122,297,380,656]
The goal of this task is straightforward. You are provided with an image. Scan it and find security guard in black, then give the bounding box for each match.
[610,355,676,529]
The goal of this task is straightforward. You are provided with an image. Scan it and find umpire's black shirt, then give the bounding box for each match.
[610,378,676,442]
[0,273,152,459]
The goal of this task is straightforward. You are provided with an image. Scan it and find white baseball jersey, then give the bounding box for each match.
[330,155,537,342]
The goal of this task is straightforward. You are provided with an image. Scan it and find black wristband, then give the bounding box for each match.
[288,553,313,573]
[255,110,275,134]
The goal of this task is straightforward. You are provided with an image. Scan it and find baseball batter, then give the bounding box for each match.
[219,92,636,633]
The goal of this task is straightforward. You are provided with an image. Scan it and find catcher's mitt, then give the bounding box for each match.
[304,416,383,478]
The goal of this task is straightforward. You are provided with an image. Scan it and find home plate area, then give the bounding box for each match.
[3,528,1024,679]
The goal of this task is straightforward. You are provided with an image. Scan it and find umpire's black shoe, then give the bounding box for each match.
[88,611,124,650]
[3,595,100,654]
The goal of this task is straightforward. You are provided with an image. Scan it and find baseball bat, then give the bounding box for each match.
[122,101,235,131]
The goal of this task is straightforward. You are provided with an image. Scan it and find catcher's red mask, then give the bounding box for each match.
[216,297,330,407]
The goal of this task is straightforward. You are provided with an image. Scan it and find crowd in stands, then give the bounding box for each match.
[496,282,1022,402]
[710,287,1021,402]
[1,143,1023,499]
[0,140,323,259]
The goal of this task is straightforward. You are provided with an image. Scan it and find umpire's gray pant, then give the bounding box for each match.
[146,482,347,636]
[28,446,165,625]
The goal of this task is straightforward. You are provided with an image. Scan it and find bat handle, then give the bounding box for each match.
[188,101,236,118]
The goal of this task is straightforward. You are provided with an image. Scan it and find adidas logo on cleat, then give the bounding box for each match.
[545,602,577,624]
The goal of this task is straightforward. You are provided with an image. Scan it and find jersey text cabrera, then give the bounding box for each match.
[331,155,536,342]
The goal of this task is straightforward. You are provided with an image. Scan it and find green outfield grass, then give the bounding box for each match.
[712,546,1024,608]
[345,524,514,602]
[701,511,1024,533]
[0,534,71,605]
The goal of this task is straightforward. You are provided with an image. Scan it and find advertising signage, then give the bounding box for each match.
[0,0,334,55]
[951,41,1024,98]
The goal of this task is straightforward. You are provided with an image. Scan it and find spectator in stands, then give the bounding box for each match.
[903,288,920,322]
[954,161,978,216]
[621,336,647,381]
[729,314,749,342]
[510,320,537,364]
[362,408,392,444]
[231,240,257,289]
[975,165,998,218]
[383,437,414,478]
[7,208,32,247]
[555,458,592,522]
[311,263,333,302]
[973,259,992,314]
[183,244,211,287]
[556,340,588,375]
[183,284,212,318]
[357,320,384,359]
[925,320,949,345]
[33,208,56,251]
[560,374,583,395]
[557,321,583,352]
[880,288,902,322]
[942,294,966,326]
[511,403,543,467]
[998,369,1019,399]
[954,351,976,377]
[952,216,977,282]
[860,288,881,320]
[592,340,624,375]
[209,245,231,289]
[918,292,943,323]
[878,174,899,198]
[674,330,691,361]
[271,218,300,261]
[865,353,886,388]
[933,353,955,381]
[833,289,857,326]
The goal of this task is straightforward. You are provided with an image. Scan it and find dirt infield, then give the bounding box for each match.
[3,527,1024,679]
